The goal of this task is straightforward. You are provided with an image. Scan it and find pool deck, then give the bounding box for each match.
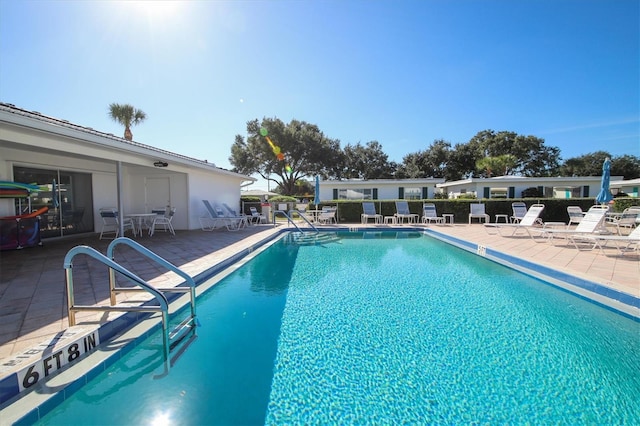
[1,222,639,367]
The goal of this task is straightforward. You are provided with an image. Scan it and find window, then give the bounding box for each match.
[490,188,508,199]
[338,188,373,200]
[403,187,422,200]
[543,187,554,198]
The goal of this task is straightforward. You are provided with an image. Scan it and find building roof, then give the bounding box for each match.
[0,102,254,182]
[610,178,640,188]
[320,178,444,186]
[437,175,624,188]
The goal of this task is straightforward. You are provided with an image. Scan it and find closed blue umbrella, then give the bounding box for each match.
[595,158,613,205]
[315,176,320,208]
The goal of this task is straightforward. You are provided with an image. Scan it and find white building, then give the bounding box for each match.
[436,175,624,199]
[609,178,640,198]
[317,178,445,202]
[0,103,254,238]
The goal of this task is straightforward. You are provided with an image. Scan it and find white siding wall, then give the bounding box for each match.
[187,169,245,229]
[1,145,248,231]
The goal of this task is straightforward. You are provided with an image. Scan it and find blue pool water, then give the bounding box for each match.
[38,232,639,425]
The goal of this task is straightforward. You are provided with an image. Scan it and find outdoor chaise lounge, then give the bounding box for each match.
[421,203,445,224]
[200,200,241,231]
[221,203,249,229]
[605,206,640,235]
[361,202,382,224]
[568,224,640,254]
[484,204,544,237]
[532,205,609,243]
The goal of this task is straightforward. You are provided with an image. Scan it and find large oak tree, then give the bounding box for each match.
[230,118,341,195]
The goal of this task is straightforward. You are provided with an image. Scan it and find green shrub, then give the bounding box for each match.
[612,197,637,212]
[521,187,543,198]
[458,193,477,199]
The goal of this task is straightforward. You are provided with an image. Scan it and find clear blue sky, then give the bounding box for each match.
[1,0,638,189]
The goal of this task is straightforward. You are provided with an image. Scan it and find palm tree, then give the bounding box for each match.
[108,103,147,141]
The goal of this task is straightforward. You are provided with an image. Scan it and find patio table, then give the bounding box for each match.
[126,213,157,236]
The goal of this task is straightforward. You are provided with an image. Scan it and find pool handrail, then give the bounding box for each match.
[63,245,171,366]
[273,209,319,233]
[106,237,198,363]
[106,237,197,323]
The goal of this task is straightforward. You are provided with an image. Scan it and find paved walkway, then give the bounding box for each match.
[1,222,638,368]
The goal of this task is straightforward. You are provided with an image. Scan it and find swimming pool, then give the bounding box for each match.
[29,231,640,424]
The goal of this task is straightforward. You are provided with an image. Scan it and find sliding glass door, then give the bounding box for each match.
[13,166,94,238]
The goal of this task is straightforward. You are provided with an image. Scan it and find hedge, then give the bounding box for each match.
[302,198,636,224]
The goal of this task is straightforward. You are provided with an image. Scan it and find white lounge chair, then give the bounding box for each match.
[469,203,489,224]
[421,203,445,224]
[569,224,640,254]
[605,207,640,235]
[395,201,419,224]
[200,200,240,231]
[533,205,609,243]
[484,204,544,237]
[221,203,249,228]
[361,202,382,224]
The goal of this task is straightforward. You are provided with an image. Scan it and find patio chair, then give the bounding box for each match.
[484,204,544,237]
[99,208,136,239]
[317,207,337,224]
[421,203,445,224]
[510,202,527,223]
[605,206,640,235]
[567,206,585,227]
[395,201,419,224]
[361,202,382,224]
[200,200,240,231]
[469,203,489,224]
[249,206,267,224]
[149,207,176,236]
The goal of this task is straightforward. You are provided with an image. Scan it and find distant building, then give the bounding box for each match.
[317,178,445,202]
[436,176,624,199]
[609,178,640,198]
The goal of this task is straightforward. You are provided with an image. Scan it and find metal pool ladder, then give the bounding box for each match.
[64,237,198,372]
[273,209,319,233]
